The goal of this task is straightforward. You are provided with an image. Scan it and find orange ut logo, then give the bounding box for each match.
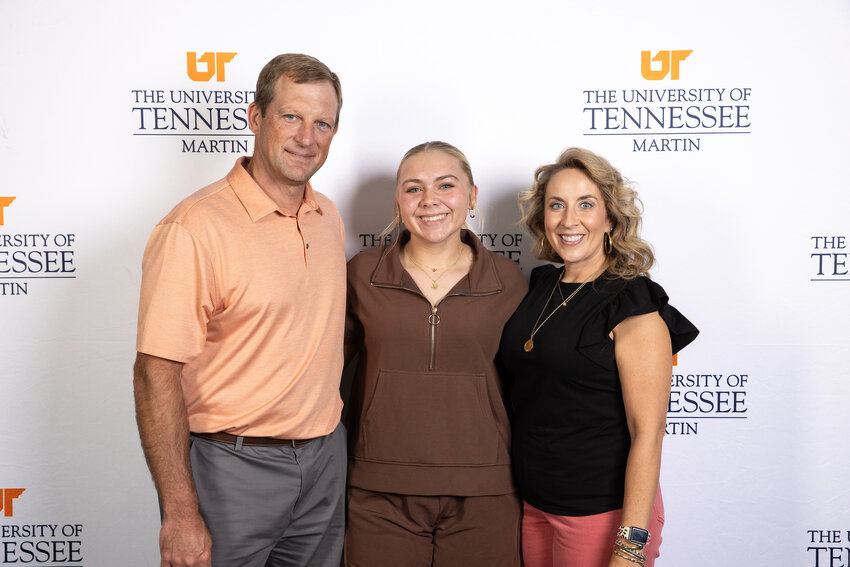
[187,52,237,82]
[1,488,25,517]
[641,50,692,80]
[0,196,15,226]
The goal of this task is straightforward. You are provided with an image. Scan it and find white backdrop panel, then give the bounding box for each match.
[1,1,849,565]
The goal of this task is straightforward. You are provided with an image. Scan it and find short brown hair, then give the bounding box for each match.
[254,53,342,127]
[519,147,655,278]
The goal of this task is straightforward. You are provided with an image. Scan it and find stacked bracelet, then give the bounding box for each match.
[613,535,647,566]
[613,546,645,565]
[614,525,650,566]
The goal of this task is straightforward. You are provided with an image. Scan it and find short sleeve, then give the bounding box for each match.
[577,277,699,370]
[529,264,558,288]
[136,222,216,363]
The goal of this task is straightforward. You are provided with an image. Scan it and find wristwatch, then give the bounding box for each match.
[618,526,650,546]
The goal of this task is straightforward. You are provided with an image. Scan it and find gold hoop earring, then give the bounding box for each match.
[603,231,614,255]
[468,209,476,219]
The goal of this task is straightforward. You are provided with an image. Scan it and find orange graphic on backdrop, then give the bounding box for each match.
[1,488,25,517]
[187,52,237,82]
[0,196,15,225]
[641,50,692,80]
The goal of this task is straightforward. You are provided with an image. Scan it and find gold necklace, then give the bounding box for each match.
[406,246,466,289]
[524,268,588,352]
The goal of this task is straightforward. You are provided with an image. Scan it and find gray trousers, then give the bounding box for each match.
[189,422,346,567]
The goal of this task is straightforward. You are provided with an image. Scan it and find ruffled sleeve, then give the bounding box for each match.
[528,264,558,288]
[577,276,699,370]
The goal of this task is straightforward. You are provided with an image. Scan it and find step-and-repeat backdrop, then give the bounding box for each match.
[2,1,848,565]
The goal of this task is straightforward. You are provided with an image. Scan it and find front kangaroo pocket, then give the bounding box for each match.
[360,369,501,465]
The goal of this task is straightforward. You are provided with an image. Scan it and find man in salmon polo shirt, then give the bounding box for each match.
[133,54,346,567]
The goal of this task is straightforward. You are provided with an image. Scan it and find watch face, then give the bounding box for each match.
[630,527,649,545]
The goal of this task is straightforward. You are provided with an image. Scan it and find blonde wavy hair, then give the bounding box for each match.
[519,147,654,278]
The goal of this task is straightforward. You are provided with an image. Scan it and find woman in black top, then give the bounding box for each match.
[500,148,698,567]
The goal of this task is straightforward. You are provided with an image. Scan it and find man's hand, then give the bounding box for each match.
[159,512,212,567]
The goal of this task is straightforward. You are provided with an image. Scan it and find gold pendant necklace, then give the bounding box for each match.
[406,246,465,289]
[524,268,588,352]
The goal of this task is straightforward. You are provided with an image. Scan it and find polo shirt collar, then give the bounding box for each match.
[227,157,323,222]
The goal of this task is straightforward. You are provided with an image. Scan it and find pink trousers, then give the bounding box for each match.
[521,488,664,567]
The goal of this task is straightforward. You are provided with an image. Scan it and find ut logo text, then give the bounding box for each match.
[187,52,237,82]
[641,50,692,80]
[0,196,15,226]
[1,488,25,517]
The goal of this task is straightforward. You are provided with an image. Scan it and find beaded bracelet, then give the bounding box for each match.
[613,540,647,566]
[615,539,646,554]
[613,547,646,566]
[616,540,645,552]
[614,547,646,562]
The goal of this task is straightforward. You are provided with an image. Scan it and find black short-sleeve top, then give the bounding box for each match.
[499,264,699,516]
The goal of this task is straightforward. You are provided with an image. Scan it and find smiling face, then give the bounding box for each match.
[543,168,613,280]
[247,75,339,192]
[396,150,477,246]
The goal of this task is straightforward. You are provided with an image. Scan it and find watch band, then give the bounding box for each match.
[618,525,651,546]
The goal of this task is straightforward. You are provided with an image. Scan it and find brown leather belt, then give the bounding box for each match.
[192,431,317,447]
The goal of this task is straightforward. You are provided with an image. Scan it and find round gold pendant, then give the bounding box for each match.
[523,339,534,352]
[431,282,439,289]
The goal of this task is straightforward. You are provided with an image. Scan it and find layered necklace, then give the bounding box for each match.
[524,268,589,353]
[406,245,466,289]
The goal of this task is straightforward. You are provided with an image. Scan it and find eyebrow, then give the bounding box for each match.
[401,174,459,185]
[547,194,599,201]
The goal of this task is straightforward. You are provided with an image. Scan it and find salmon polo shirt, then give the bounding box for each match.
[137,157,346,439]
